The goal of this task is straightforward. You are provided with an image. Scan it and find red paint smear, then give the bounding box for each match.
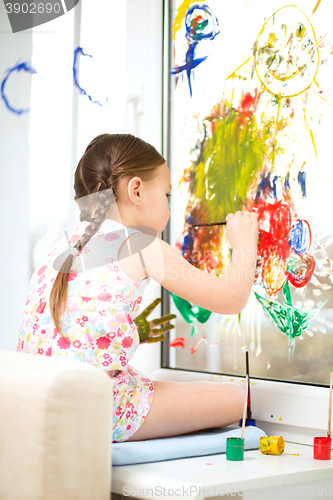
[169,337,185,348]
[190,336,218,354]
[249,198,293,266]
[191,339,202,354]
[258,233,291,261]
[237,89,262,119]
[257,199,292,243]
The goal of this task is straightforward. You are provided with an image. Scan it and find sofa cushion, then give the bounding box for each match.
[0,350,113,500]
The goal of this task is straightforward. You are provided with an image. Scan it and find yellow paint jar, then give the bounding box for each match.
[259,436,285,455]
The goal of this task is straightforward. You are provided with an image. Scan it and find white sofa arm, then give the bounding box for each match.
[0,349,113,500]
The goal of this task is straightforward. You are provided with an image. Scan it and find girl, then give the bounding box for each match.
[17,133,258,443]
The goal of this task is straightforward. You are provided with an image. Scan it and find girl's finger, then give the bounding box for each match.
[140,298,162,318]
[226,213,234,222]
[151,314,176,326]
[146,334,166,343]
[152,324,175,334]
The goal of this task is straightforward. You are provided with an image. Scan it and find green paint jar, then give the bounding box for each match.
[226,437,245,461]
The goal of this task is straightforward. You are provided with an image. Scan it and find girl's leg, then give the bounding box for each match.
[127,380,244,441]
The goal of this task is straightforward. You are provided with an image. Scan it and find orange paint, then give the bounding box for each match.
[262,254,287,296]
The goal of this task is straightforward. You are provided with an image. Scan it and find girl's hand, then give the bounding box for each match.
[134,298,176,344]
[225,211,258,250]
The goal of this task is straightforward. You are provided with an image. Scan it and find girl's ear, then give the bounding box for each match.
[127,176,143,206]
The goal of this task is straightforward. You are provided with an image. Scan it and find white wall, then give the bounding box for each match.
[0,5,32,351]
[126,0,164,377]
[0,0,164,377]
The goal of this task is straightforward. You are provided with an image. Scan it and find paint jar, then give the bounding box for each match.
[226,437,244,461]
[313,437,332,460]
[259,436,285,455]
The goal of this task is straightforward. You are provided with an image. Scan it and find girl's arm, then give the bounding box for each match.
[158,211,257,315]
[120,211,258,315]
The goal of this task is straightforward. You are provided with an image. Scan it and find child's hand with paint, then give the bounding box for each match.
[134,298,176,344]
[225,210,258,251]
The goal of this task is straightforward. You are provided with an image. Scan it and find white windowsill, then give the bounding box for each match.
[112,369,333,499]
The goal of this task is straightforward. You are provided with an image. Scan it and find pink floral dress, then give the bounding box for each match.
[17,218,154,442]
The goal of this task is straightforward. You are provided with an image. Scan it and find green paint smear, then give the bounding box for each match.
[255,281,326,341]
[171,293,212,336]
[189,101,276,221]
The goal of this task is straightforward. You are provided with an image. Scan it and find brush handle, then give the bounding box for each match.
[328,370,333,438]
[190,221,227,228]
[246,351,251,421]
[241,375,249,440]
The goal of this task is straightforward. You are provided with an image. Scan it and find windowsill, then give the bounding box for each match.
[112,368,333,499]
[112,441,333,499]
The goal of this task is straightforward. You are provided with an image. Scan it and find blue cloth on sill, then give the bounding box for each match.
[112,425,266,466]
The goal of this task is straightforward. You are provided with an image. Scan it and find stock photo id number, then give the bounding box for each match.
[3,0,80,32]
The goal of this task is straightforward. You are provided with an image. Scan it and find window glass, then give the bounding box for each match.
[165,0,333,386]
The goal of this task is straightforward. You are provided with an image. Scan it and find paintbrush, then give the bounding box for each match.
[246,351,251,421]
[239,351,256,427]
[241,375,249,441]
[190,221,227,228]
[328,370,333,438]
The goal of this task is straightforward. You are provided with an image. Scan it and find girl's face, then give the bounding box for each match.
[141,163,171,236]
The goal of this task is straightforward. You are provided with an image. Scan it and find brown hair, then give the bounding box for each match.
[50,133,165,337]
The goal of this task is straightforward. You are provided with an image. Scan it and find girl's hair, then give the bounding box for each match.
[50,133,166,337]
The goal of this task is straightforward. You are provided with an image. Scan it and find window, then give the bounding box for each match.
[162,0,333,392]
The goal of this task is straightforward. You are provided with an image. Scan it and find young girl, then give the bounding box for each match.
[17,133,258,443]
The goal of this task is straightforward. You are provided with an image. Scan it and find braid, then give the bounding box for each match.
[50,188,112,338]
[75,188,112,253]
[79,209,92,223]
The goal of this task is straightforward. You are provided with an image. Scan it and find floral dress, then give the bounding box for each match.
[17,218,154,442]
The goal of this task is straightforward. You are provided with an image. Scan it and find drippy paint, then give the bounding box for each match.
[171,293,212,335]
[254,282,326,341]
[250,171,320,338]
[190,336,218,354]
[170,0,333,361]
[297,172,307,198]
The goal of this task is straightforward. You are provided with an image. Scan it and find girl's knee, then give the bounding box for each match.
[231,382,245,396]
[220,383,245,417]
[217,381,245,397]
